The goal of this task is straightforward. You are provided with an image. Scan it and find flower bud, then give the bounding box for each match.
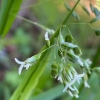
[61,42,77,49]
[65,34,73,42]
[73,47,82,56]
[65,68,73,79]
[62,70,71,82]
[51,62,59,69]
[51,69,58,78]
[59,34,64,43]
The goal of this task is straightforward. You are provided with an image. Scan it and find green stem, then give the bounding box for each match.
[72,44,100,100]
[50,0,80,45]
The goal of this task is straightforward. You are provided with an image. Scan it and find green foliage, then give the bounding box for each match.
[0,0,100,100]
[10,1,81,100]
[30,85,64,100]
[0,0,23,38]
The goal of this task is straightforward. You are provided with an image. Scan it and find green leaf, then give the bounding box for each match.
[90,17,98,23]
[0,0,23,38]
[29,85,64,100]
[95,28,100,36]
[82,6,90,15]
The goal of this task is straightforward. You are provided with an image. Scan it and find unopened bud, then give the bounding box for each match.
[51,62,59,69]
[51,69,58,78]
[65,34,73,42]
[73,47,82,56]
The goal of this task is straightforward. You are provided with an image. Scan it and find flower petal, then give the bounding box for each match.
[15,58,24,64]
[45,32,49,40]
[84,81,90,88]
[24,64,32,70]
[18,64,24,75]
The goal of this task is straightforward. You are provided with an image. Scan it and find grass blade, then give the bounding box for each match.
[0,0,23,38]
[29,85,63,100]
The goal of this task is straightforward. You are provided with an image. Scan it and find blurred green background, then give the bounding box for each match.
[0,0,100,100]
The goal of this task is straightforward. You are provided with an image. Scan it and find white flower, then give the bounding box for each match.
[68,90,73,97]
[57,75,63,83]
[86,59,92,65]
[77,58,84,66]
[74,73,84,84]
[63,73,84,92]
[74,94,79,98]
[15,58,32,75]
[84,81,90,88]
[45,32,49,40]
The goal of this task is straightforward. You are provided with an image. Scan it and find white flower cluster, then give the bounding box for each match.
[14,30,92,99]
[50,31,92,98]
[56,65,88,98]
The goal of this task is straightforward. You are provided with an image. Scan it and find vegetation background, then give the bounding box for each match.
[0,0,100,100]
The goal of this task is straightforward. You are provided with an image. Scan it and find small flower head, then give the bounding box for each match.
[15,58,32,75]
